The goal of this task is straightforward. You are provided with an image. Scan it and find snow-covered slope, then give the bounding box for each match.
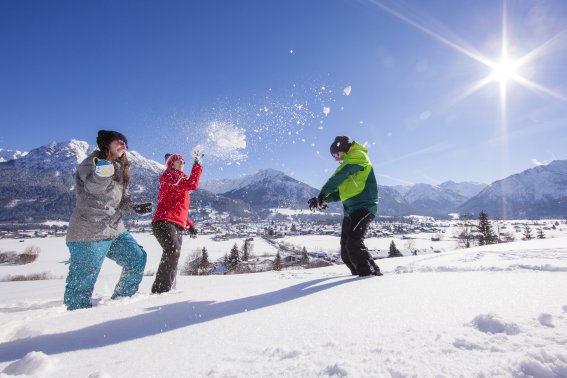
[0,235,566,376]
[0,148,28,162]
[439,180,487,198]
[403,183,468,217]
[217,169,319,210]
[459,159,567,218]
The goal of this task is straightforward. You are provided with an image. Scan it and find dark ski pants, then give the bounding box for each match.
[64,231,147,311]
[340,209,380,276]
[152,220,184,294]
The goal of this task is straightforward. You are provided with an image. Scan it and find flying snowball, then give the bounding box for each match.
[343,86,352,96]
[323,107,331,116]
[194,121,247,163]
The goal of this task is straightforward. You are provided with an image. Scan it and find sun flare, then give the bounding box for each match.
[490,57,519,84]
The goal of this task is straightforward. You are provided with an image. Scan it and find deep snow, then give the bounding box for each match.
[1,234,567,377]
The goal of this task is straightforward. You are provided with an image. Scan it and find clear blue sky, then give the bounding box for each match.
[2,0,567,189]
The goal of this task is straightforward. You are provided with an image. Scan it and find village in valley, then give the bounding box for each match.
[2,213,566,279]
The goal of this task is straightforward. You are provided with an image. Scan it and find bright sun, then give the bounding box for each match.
[490,57,519,84]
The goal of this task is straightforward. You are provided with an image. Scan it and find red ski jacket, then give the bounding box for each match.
[152,163,203,229]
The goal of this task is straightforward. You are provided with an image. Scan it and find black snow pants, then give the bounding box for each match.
[340,209,380,276]
[152,220,184,294]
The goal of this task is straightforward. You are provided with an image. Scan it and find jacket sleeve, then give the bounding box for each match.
[186,217,194,228]
[119,188,134,211]
[77,158,113,195]
[178,163,203,191]
[320,164,363,198]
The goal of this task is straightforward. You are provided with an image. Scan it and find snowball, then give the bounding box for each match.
[194,121,247,163]
[343,86,352,96]
[323,107,331,116]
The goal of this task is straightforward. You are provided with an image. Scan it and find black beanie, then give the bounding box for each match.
[329,136,352,155]
[96,130,128,150]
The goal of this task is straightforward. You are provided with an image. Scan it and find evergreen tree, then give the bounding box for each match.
[301,247,309,265]
[477,211,498,245]
[537,228,546,239]
[227,243,240,272]
[273,252,282,271]
[242,240,250,261]
[522,224,533,240]
[388,240,402,257]
[199,247,210,274]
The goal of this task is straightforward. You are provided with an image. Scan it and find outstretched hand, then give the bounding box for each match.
[132,202,153,215]
[308,194,328,212]
[192,150,204,165]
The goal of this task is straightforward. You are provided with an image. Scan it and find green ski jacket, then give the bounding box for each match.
[319,142,378,216]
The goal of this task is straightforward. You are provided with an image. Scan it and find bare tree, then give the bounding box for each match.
[180,249,202,275]
[456,215,476,248]
[404,239,417,255]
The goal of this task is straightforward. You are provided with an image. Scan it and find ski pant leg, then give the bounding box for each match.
[151,221,183,294]
[64,240,112,310]
[345,209,376,276]
[106,231,147,299]
[340,217,358,275]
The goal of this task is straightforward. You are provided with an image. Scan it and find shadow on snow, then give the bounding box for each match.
[0,276,358,362]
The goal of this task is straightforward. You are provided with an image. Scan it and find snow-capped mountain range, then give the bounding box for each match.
[0,148,28,163]
[458,160,567,218]
[0,140,565,222]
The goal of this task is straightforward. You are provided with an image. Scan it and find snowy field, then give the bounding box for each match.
[1,231,567,377]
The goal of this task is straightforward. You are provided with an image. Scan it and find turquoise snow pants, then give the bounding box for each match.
[64,231,147,311]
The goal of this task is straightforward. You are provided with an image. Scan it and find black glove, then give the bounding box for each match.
[308,197,319,211]
[132,202,152,215]
[188,225,198,238]
[317,193,328,210]
[308,194,328,211]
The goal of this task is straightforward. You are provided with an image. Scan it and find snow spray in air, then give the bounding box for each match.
[193,121,247,164]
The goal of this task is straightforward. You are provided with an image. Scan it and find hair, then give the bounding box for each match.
[96,147,131,187]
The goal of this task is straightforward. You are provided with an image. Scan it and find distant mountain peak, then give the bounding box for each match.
[0,148,28,162]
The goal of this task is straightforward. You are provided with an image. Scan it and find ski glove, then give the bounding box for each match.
[308,194,328,211]
[188,225,198,238]
[308,197,319,211]
[132,202,153,215]
[94,158,114,178]
[192,150,204,165]
[317,194,328,210]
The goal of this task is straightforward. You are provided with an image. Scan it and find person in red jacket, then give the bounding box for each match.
[151,152,203,294]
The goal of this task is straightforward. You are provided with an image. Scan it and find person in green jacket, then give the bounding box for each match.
[308,136,382,277]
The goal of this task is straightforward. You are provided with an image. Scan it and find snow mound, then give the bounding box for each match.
[512,349,567,378]
[2,351,58,376]
[470,313,520,335]
[537,313,554,328]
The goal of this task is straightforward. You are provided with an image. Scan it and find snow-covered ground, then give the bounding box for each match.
[1,233,567,377]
